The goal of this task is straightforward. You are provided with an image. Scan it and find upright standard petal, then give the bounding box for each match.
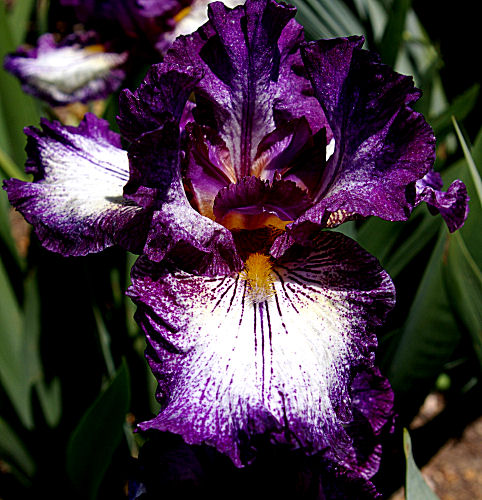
[298,37,436,224]
[3,114,148,256]
[129,232,395,467]
[4,33,128,106]
[164,0,329,177]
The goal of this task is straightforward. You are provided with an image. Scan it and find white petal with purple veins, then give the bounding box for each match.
[5,34,128,105]
[16,46,126,96]
[5,115,146,255]
[131,232,394,466]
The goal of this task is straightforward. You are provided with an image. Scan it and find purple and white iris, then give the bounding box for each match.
[4,32,129,107]
[3,0,469,495]
[4,0,244,106]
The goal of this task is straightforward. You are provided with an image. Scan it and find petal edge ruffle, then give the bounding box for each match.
[129,232,395,467]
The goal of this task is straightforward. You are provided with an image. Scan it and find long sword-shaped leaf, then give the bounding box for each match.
[7,0,35,46]
[0,259,33,429]
[428,86,480,141]
[388,227,462,411]
[379,0,411,66]
[404,428,440,500]
[443,231,482,366]
[0,4,40,167]
[452,117,482,206]
[66,360,130,500]
[290,0,364,39]
[0,416,35,480]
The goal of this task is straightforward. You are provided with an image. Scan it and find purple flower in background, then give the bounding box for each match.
[3,0,469,495]
[3,0,244,106]
[4,32,129,107]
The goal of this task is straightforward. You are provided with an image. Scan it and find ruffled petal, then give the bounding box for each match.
[128,231,395,467]
[3,114,148,256]
[413,171,469,232]
[119,63,242,274]
[342,367,395,479]
[126,123,242,275]
[117,62,202,142]
[298,36,435,224]
[164,0,328,177]
[4,33,128,106]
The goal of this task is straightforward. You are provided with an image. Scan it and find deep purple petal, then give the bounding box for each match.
[252,117,328,195]
[341,367,395,479]
[4,32,128,106]
[413,171,469,232]
[351,367,395,435]
[3,114,148,256]
[128,231,394,467]
[184,123,235,219]
[117,62,202,142]
[298,36,435,224]
[126,125,241,275]
[118,57,241,274]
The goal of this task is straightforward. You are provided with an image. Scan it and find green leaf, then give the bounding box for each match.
[0,144,27,181]
[290,0,365,39]
[0,172,24,269]
[379,0,411,66]
[20,271,62,427]
[305,0,364,36]
[386,126,481,399]
[66,360,131,500]
[357,207,439,279]
[330,220,358,240]
[35,377,62,428]
[352,0,387,39]
[7,0,35,46]
[36,0,51,35]
[443,231,482,365]
[357,217,405,264]
[384,212,439,278]
[452,117,482,206]
[0,416,35,479]
[290,0,334,39]
[0,258,34,429]
[93,306,116,378]
[0,4,40,166]
[403,428,440,500]
[388,228,461,397]
[440,127,482,366]
[429,86,480,141]
[21,273,42,386]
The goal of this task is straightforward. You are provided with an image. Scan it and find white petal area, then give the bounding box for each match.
[11,43,128,104]
[326,136,335,162]
[6,115,144,255]
[132,232,394,466]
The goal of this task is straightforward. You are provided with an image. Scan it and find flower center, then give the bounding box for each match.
[240,253,275,304]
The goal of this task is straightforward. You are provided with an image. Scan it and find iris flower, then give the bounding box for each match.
[4,0,468,494]
[4,0,243,106]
